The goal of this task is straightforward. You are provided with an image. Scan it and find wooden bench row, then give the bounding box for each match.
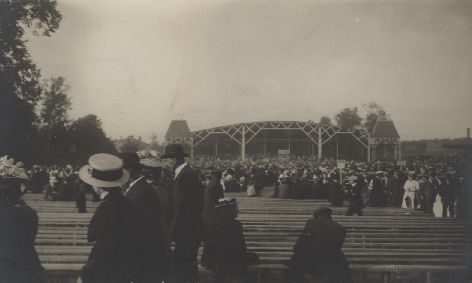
[23,195,470,283]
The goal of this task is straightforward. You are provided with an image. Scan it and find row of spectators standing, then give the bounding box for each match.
[190,156,469,218]
[25,155,469,218]
[25,165,93,201]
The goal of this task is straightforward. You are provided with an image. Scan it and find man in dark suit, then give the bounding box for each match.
[161,144,205,283]
[119,152,166,283]
[79,153,139,283]
[345,176,364,216]
[253,166,264,196]
[74,178,90,213]
[328,178,344,207]
[286,207,352,283]
[422,174,438,214]
[388,171,403,207]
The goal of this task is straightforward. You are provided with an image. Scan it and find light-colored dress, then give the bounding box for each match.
[402,180,419,210]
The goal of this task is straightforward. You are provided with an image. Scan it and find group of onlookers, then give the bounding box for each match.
[2,150,470,283]
[24,154,469,218]
[190,154,469,218]
[0,145,263,283]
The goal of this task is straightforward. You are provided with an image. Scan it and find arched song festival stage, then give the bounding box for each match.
[20,119,470,283]
[165,120,402,162]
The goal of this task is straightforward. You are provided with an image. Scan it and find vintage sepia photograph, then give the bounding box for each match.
[0,0,471,282]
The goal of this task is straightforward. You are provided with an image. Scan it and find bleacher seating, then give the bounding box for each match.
[23,192,471,283]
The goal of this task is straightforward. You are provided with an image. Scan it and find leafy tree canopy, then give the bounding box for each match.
[363,101,390,133]
[0,0,62,161]
[319,116,332,126]
[69,115,117,165]
[0,0,62,105]
[39,77,71,130]
[335,107,362,129]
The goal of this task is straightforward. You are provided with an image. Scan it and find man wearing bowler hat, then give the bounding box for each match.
[118,152,166,283]
[161,143,205,283]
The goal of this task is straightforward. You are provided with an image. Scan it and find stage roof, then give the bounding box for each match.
[371,120,400,139]
[165,120,192,138]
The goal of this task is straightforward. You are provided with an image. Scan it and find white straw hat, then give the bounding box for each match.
[79,153,129,188]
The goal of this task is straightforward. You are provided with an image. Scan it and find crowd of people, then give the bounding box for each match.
[20,154,471,218]
[190,154,470,218]
[1,149,470,282]
[0,146,255,283]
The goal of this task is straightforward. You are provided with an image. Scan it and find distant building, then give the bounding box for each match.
[370,120,401,161]
[164,120,193,156]
[113,135,150,153]
[442,139,472,155]
[402,139,472,158]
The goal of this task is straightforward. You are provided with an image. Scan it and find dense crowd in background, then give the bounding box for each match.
[2,149,470,282]
[23,154,470,218]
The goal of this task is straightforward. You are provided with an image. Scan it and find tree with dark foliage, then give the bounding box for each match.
[334,107,362,130]
[38,77,72,165]
[0,0,62,162]
[69,115,117,165]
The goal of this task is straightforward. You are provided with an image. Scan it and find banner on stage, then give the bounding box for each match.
[278,149,290,155]
[337,160,346,169]
[396,160,406,166]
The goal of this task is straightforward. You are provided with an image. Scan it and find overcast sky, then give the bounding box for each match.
[26,0,472,142]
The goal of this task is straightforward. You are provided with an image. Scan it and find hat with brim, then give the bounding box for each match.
[79,153,129,188]
[140,157,165,168]
[160,144,189,159]
[348,175,358,181]
[118,152,142,169]
[0,155,28,192]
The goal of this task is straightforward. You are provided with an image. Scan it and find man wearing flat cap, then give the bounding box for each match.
[286,207,352,283]
[118,152,166,283]
[161,144,204,283]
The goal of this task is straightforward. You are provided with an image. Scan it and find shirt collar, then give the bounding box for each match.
[100,191,109,200]
[174,163,188,180]
[126,176,145,193]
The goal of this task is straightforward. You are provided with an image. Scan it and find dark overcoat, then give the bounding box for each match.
[126,178,165,262]
[203,179,224,221]
[208,218,247,271]
[0,203,44,283]
[289,217,352,283]
[82,191,139,283]
[170,165,205,242]
[369,177,386,207]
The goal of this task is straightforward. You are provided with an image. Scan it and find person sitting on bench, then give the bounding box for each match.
[204,197,259,283]
[285,207,353,283]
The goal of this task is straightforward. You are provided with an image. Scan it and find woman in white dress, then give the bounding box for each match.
[402,173,419,210]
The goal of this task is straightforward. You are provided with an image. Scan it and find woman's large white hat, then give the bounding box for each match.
[79,153,129,188]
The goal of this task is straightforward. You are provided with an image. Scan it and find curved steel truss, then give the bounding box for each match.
[189,121,371,160]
